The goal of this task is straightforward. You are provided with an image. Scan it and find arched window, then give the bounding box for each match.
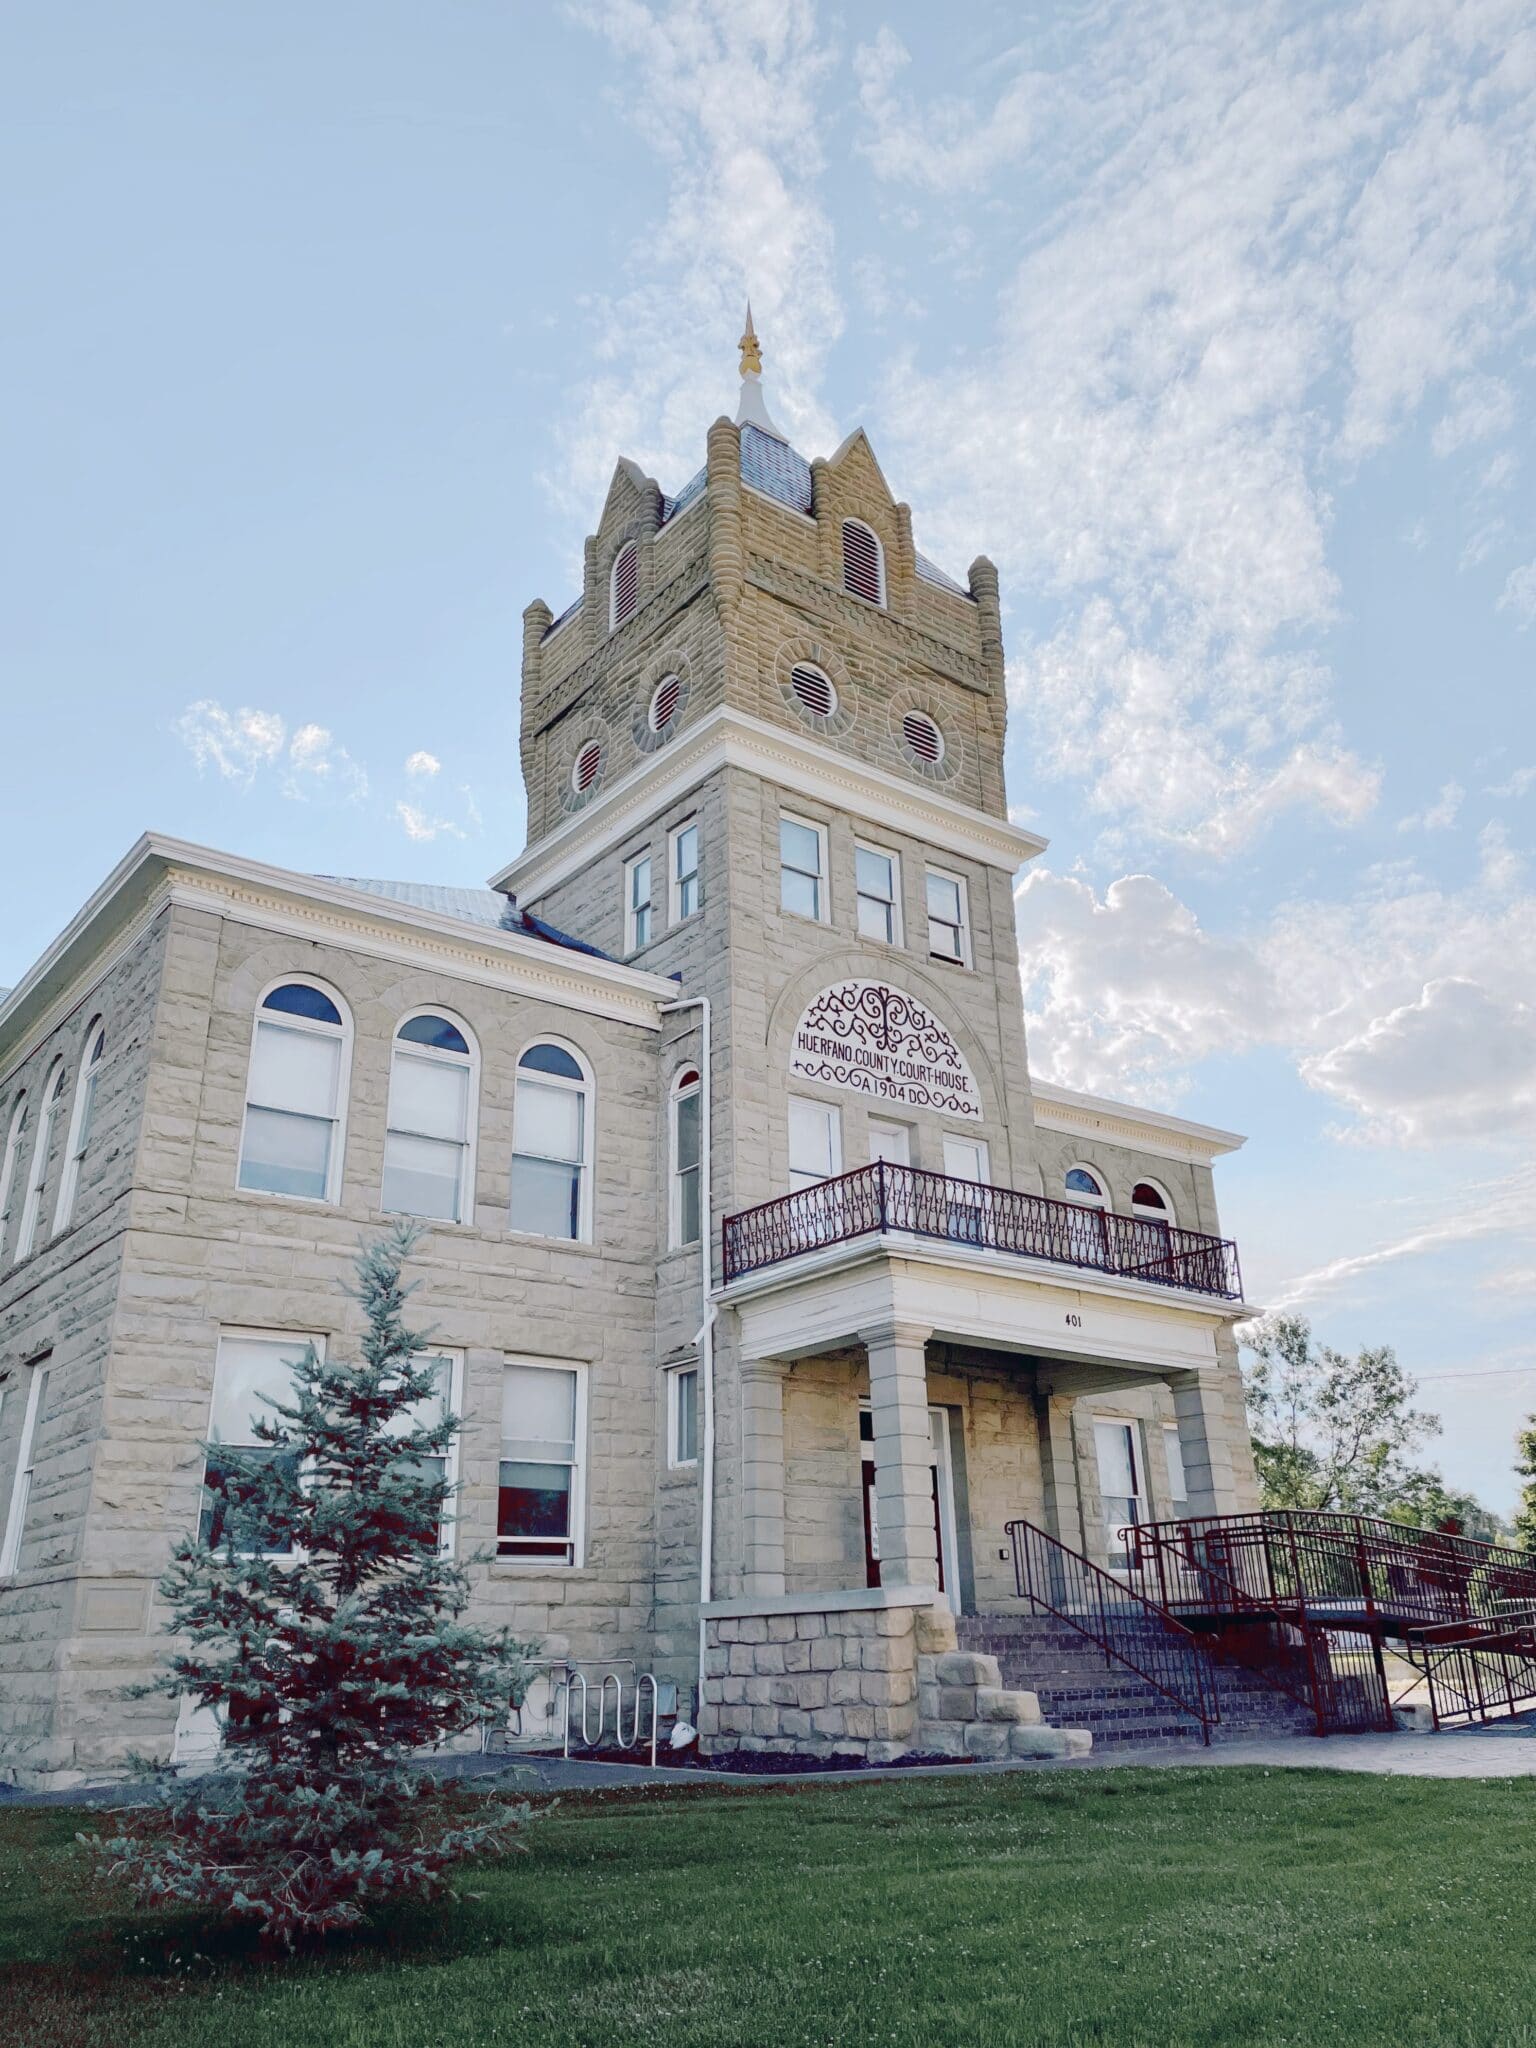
[382,1011,478,1224]
[53,1018,106,1234]
[841,519,885,606]
[1131,1180,1175,1226]
[609,542,639,630]
[670,1067,702,1248]
[15,1060,65,1260]
[0,1094,27,1261]
[237,979,351,1203]
[510,1042,593,1242]
[1064,1165,1107,1210]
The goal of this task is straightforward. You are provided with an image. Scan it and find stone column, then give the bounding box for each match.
[739,1359,788,1595]
[1033,1388,1086,1553]
[1170,1371,1249,1516]
[862,1320,939,1590]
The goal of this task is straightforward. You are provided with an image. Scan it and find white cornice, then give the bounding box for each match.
[1029,1083,1245,1165]
[0,835,675,1072]
[490,706,1048,900]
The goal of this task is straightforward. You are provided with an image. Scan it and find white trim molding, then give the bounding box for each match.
[489,706,1048,903]
[1031,1082,1246,1166]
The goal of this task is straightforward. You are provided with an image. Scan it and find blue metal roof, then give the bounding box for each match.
[321,878,613,960]
[914,551,971,598]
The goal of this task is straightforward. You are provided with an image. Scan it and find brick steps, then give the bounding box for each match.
[959,1614,1316,1748]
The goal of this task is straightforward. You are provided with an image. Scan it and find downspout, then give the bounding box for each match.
[659,995,714,1722]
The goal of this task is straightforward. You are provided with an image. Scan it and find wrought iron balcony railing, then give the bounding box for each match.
[720,1158,1243,1299]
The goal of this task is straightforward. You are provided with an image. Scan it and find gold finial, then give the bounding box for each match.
[738,301,762,378]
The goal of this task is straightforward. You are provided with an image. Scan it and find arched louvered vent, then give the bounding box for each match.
[609,543,639,630]
[841,520,885,606]
[648,674,683,733]
[790,663,837,720]
[571,740,605,795]
[901,711,945,765]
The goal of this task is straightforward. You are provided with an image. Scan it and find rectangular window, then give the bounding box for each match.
[1164,1424,1189,1508]
[941,1134,989,1185]
[1095,1418,1145,1561]
[868,1119,911,1167]
[624,851,653,953]
[671,1079,702,1248]
[780,814,829,923]
[200,1331,320,1555]
[941,1134,990,1242]
[668,1365,700,1469]
[387,1351,461,1555]
[382,1052,470,1222]
[239,1021,342,1200]
[855,843,901,945]
[669,819,701,924]
[0,1357,50,1576]
[926,867,969,966]
[498,1360,585,1565]
[788,1096,842,1193]
[509,1070,588,1241]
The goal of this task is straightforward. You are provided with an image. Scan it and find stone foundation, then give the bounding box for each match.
[697,1589,1091,1764]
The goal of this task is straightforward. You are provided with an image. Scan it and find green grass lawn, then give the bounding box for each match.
[3,1767,1535,2048]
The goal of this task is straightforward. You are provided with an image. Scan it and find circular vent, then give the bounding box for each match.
[902,711,945,765]
[790,663,837,720]
[571,740,605,794]
[648,674,683,733]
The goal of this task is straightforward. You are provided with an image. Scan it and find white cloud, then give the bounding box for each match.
[1432,374,1516,456]
[857,3,1536,853]
[1498,559,1536,627]
[555,0,842,526]
[394,800,464,843]
[405,750,441,778]
[1487,764,1536,800]
[1398,780,1464,833]
[174,701,286,786]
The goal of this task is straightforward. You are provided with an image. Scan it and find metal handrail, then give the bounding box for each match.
[722,1158,1243,1299]
[1007,1517,1219,1743]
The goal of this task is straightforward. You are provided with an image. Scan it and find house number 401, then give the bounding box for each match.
[1064,1313,1082,1328]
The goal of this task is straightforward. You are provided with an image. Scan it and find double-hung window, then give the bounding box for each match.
[238,981,350,1202]
[624,851,653,953]
[855,844,901,945]
[15,1062,65,1261]
[670,1067,702,1247]
[200,1331,319,1554]
[926,867,969,965]
[382,1013,476,1223]
[788,1096,841,1193]
[668,1364,700,1469]
[0,1356,50,1576]
[0,1095,27,1262]
[386,1351,461,1555]
[780,814,828,922]
[53,1021,106,1235]
[510,1043,593,1241]
[498,1359,585,1564]
[669,819,701,923]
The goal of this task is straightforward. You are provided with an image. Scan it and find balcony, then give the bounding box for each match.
[721,1160,1243,1302]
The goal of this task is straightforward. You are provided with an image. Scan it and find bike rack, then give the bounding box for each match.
[562,1670,660,1768]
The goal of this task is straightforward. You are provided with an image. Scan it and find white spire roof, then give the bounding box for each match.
[734,301,784,440]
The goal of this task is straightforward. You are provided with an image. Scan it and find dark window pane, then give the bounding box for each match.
[262,983,342,1026]
[518,1043,583,1081]
[497,1461,572,1547]
[398,1014,469,1054]
[199,1447,301,1553]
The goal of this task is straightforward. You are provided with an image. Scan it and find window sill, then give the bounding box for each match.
[488,1560,597,1577]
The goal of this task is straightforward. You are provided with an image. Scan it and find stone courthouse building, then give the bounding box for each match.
[0,322,1260,1786]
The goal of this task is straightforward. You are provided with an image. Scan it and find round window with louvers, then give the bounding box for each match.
[901,711,946,768]
[570,739,605,796]
[789,663,838,722]
[648,673,684,735]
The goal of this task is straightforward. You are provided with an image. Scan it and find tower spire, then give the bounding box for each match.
[734,299,783,439]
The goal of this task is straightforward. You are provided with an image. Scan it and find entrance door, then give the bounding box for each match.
[860,1405,961,1613]
[1094,1418,1146,1565]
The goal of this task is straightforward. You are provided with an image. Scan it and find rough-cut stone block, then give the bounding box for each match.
[754,1643,785,1675]
[767,1615,796,1642]
[728,1644,755,1676]
[843,1705,875,1740]
[975,1686,1039,1725]
[795,1614,825,1639]
[914,1721,968,1757]
[963,1722,1011,1759]
[782,1640,811,1673]
[937,1684,977,1721]
[810,1707,846,1738]
[810,1639,841,1672]
[865,1740,908,1765]
[780,1708,812,1740]
[859,1637,905,1673]
[917,1680,940,1720]
[827,1669,862,1706]
[768,1678,800,1707]
[1009,1725,1093,1759]
[934,1652,1000,1687]
[875,1608,914,1637]
[737,1617,768,1645]
[914,1605,958,1655]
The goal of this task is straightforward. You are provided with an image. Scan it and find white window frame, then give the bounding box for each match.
[497,1355,588,1567]
[623,849,654,954]
[381,1008,479,1227]
[942,1133,990,1186]
[1064,1163,1109,1210]
[1094,1415,1147,1560]
[668,817,701,925]
[0,1355,50,1576]
[201,1327,326,1559]
[788,1094,843,1193]
[0,1093,27,1263]
[53,1018,106,1237]
[1132,1177,1176,1225]
[509,1037,595,1245]
[15,1060,65,1262]
[854,840,903,947]
[397,1348,463,1558]
[779,811,830,925]
[608,541,639,631]
[667,1363,700,1470]
[925,865,970,968]
[236,975,353,1206]
[841,518,887,607]
[668,1065,703,1250]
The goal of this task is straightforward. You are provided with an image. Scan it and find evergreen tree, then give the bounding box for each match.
[1514,1416,1536,1552]
[95,1222,535,1945]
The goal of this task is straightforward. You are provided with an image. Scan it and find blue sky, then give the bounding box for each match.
[3,2,1533,1507]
